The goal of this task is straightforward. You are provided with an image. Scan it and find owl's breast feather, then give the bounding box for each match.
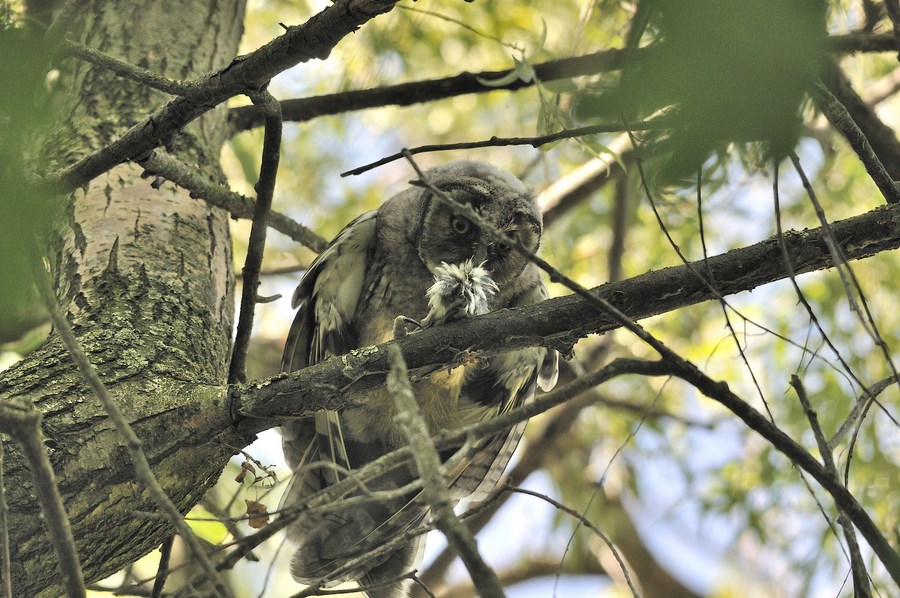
[342,364,469,445]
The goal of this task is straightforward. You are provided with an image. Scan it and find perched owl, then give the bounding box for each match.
[280,161,558,597]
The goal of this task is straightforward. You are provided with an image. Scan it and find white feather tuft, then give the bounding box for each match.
[425,259,498,324]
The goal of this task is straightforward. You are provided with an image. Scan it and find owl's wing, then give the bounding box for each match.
[280,210,378,495]
[282,210,378,373]
[447,276,560,501]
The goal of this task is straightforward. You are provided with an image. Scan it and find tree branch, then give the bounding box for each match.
[388,345,505,598]
[233,199,900,584]
[138,150,327,252]
[0,402,84,598]
[812,78,900,204]
[235,200,900,428]
[342,121,661,177]
[60,39,193,96]
[229,91,282,385]
[227,33,899,132]
[790,377,871,598]
[43,0,399,194]
[819,60,900,185]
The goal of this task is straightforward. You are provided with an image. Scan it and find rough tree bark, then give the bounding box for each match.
[0,2,245,595]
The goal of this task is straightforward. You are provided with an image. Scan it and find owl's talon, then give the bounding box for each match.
[392,315,423,339]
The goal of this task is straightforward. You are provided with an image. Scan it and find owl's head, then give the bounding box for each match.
[413,161,542,287]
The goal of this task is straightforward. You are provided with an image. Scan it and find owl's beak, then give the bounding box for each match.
[472,244,490,273]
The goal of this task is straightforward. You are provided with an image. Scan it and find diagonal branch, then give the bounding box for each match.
[0,402,84,598]
[233,201,900,583]
[43,0,399,194]
[138,150,327,252]
[235,200,900,429]
[388,345,505,597]
[819,60,900,187]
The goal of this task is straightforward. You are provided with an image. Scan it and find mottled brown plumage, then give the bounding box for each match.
[280,161,558,597]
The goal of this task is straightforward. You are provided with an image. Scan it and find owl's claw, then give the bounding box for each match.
[392,315,424,339]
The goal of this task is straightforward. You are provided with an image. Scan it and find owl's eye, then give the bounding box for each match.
[451,216,472,235]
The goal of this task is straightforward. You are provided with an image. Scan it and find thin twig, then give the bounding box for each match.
[507,485,640,598]
[139,150,326,252]
[388,345,505,597]
[789,153,900,408]
[344,119,669,177]
[229,91,282,384]
[150,535,174,598]
[772,162,893,424]
[830,374,900,449]
[60,40,194,96]
[790,377,871,598]
[30,253,234,598]
[0,402,85,598]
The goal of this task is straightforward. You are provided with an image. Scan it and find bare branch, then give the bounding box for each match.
[149,535,174,598]
[388,345,505,598]
[790,377,871,598]
[138,150,327,252]
[227,33,899,132]
[0,402,84,598]
[237,200,900,428]
[60,39,193,96]
[789,152,900,403]
[230,91,282,385]
[812,80,900,204]
[42,0,399,193]
[819,61,900,186]
[343,119,668,177]
[229,48,632,132]
[507,485,640,597]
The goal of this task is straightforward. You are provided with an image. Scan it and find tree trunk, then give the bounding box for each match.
[1,2,246,595]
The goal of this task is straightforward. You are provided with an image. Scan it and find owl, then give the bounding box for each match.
[280,161,558,597]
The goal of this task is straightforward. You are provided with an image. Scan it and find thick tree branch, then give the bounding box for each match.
[230,197,900,582]
[812,82,900,204]
[43,0,399,193]
[819,61,900,185]
[235,200,900,428]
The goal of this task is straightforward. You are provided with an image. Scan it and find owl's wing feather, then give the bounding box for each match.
[282,210,378,371]
[280,210,378,489]
[447,276,560,501]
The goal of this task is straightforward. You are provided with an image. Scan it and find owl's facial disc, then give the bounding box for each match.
[417,178,541,284]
